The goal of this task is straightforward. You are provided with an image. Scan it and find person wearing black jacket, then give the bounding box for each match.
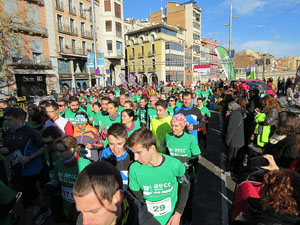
[73,161,160,225]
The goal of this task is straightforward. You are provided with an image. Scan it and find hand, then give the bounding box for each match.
[101,124,105,134]
[85,143,93,150]
[188,124,194,131]
[261,154,279,171]
[0,147,9,155]
[18,156,32,165]
[255,108,260,113]
[167,211,182,225]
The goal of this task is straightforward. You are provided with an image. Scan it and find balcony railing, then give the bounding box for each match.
[9,56,52,68]
[80,11,86,19]
[81,30,93,40]
[10,21,48,37]
[58,23,78,36]
[55,0,64,11]
[148,50,156,57]
[59,46,86,56]
[69,6,76,16]
[26,0,45,6]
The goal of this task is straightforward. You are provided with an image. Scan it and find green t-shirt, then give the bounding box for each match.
[137,108,147,125]
[196,89,202,97]
[114,90,121,98]
[135,94,142,103]
[53,156,91,222]
[43,147,59,180]
[129,154,185,225]
[147,107,157,122]
[64,107,87,125]
[150,115,172,153]
[101,114,121,147]
[167,107,175,117]
[197,106,211,117]
[166,132,201,164]
[86,104,95,119]
[118,105,124,113]
[175,101,182,108]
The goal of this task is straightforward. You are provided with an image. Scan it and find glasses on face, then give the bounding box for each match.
[169,99,175,102]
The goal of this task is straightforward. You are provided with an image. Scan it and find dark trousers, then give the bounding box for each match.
[228,146,242,173]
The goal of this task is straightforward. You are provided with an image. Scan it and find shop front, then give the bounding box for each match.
[15,74,47,97]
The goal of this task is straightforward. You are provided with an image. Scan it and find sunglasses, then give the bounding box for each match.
[169,99,175,102]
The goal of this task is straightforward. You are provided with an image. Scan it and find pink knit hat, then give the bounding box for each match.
[172,113,188,128]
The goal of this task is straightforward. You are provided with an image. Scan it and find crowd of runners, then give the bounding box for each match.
[0,77,299,225]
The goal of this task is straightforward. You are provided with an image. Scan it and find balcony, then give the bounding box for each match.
[138,53,144,58]
[9,56,52,69]
[148,50,156,57]
[26,0,44,6]
[80,11,86,19]
[59,46,86,57]
[58,24,78,36]
[10,21,48,37]
[69,6,76,16]
[55,0,64,12]
[81,30,93,40]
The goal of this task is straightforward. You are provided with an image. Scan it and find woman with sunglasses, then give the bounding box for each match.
[167,95,177,117]
[44,135,90,224]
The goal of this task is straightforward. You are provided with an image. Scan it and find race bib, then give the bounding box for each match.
[9,150,22,166]
[61,186,75,202]
[146,197,172,217]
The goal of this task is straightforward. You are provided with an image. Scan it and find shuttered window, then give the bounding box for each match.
[104,0,111,11]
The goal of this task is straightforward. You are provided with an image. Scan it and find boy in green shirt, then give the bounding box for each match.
[150,100,172,154]
[128,128,190,225]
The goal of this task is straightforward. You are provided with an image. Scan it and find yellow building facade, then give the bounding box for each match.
[126,24,185,84]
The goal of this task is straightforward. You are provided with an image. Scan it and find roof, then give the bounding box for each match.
[126,23,178,36]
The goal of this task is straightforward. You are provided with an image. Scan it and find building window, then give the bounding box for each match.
[58,59,70,73]
[82,41,86,55]
[70,18,75,33]
[132,48,134,56]
[57,15,62,31]
[59,36,64,51]
[107,40,113,52]
[106,20,112,32]
[32,53,41,64]
[116,22,122,37]
[4,0,18,14]
[114,3,121,18]
[81,22,85,35]
[142,59,144,71]
[152,58,155,70]
[152,44,155,53]
[72,39,76,54]
[141,45,144,55]
[104,0,111,11]
[116,41,122,56]
[91,43,94,53]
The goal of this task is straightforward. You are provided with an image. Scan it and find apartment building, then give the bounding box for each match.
[126,24,185,84]
[96,0,125,85]
[45,0,99,91]
[2,0,52,97]
[150,1,202,81]
[277,56,300,72]
[201,38,218,72]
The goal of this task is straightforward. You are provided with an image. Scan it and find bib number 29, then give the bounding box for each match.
[146,198,172,217]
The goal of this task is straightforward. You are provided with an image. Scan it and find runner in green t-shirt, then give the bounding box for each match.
[137,95,149,128]
[45,136,90,224]
[121,109,141,136]
[101,101,121,147]
[134,89,143,103]
[64,96,87,125]
[147,95,158,126]
[150,100,172,154]
[167,95,177,117]
[128,128,190,225]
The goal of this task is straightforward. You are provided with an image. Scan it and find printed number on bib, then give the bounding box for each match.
[146,198,172,217]
[61,186,74,202]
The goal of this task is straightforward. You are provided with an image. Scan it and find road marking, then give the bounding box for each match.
[220,152,229,225]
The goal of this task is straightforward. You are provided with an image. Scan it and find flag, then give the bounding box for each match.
[293,65,300,91]
[215,46,236,80]
[119,73,128,90]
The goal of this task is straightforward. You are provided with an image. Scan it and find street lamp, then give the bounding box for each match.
[224,4,238,56]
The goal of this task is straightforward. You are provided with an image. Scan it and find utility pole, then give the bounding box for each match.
[224,4,237,57]
[91,0,99,87]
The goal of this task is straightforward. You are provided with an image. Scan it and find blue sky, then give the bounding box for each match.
[124,0,300,58]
